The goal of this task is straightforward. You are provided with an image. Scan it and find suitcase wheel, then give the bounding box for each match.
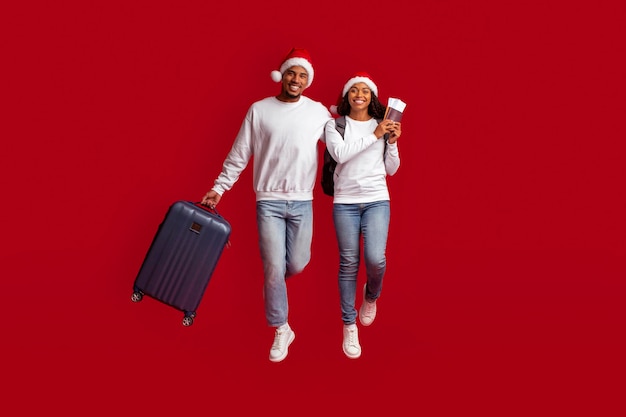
[182,312,196,327]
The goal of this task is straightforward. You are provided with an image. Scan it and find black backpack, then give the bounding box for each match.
[320,116,346,196]
[320,116,385,196]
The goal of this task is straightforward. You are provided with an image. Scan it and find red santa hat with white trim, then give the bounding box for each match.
[270,47,315,87]
[341,71,379,97]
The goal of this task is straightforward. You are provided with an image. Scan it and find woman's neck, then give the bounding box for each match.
[348,109,371,121]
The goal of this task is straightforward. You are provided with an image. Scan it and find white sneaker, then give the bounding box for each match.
[359,284,377,326]
[342,324,361,359]
[269,323,295,362]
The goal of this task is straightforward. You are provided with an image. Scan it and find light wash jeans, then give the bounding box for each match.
[256,200,313,327]
[333,201,390,325]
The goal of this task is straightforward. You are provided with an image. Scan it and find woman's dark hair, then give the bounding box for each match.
[336,91,386,119]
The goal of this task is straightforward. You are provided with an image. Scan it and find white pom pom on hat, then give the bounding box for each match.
[271,70,283,83]
[341,71,379,97]
[270,47,315,87]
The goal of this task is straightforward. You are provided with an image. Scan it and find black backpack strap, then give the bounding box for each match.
[335,116,346,138]
[375,118,389,157]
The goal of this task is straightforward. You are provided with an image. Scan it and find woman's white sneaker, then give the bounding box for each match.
[359,284,377,326]
[269,323,295,362]
[342,324,361,359]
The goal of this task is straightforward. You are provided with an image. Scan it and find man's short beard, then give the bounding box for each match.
[285,90,301,99]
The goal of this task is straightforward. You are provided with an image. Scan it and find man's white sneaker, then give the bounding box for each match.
[359,284,377,326]
[342,324,361,359]
[269,323,295,362]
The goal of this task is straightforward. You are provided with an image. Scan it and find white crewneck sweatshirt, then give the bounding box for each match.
[212,96,332,201]
[324,116,400,204]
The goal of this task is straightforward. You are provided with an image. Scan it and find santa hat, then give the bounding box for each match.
[330,71,379,114]
[341,71,378,97]
[270,47,314,87]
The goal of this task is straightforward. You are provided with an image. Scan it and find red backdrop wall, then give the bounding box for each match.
[2,1,624,415]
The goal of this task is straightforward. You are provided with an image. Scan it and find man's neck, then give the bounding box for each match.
[276,92,301,103]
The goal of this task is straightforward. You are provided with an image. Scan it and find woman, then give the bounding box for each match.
[324,72,402,359]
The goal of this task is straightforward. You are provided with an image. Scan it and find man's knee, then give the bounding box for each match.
[286,259,309,278]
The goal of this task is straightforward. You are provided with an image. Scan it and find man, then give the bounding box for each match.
[201,47,332,362]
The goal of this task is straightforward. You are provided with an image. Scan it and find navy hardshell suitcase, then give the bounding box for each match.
[131,200,231,326]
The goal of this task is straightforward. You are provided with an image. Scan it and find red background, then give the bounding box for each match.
[2,1,624,415]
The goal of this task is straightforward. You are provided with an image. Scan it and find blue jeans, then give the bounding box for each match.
[256,200,313,327]
[333,201,390,325]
